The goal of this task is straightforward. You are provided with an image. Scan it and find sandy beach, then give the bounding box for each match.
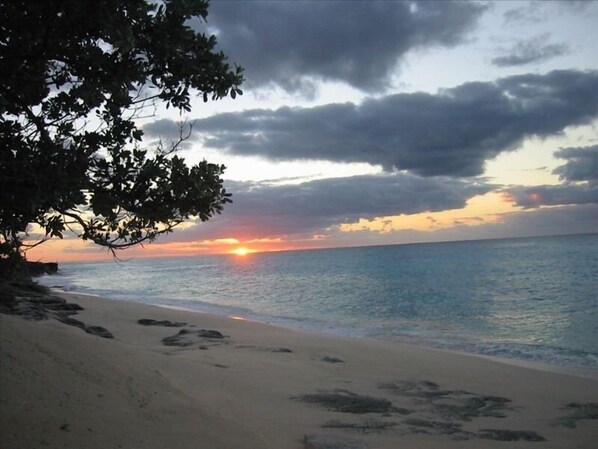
[1,291,597,449]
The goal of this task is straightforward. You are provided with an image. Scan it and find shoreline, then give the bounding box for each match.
[2,291,597,448]
[153,296,598,381]
[41,283,598,379]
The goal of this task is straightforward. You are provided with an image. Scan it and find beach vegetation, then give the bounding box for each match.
[0,0,243,279]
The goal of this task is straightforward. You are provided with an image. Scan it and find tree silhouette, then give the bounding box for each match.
[0,0,243,277]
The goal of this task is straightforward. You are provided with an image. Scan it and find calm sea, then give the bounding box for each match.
[39,234,598,372]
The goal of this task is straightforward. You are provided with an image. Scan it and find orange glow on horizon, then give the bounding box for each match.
[22,191,526,263]
[232,247,252,256]
[339,192,521,234]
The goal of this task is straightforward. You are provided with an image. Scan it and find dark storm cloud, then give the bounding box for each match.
[553,145,598,183]
[165,174,491,241]
[228,174,489,222]
[492,34,569,67]
[146,70,598,178]
[205,0,487,92]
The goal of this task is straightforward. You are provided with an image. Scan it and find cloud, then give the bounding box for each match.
[492,34,569,67]
[491,205,598,237]
[145,70,598,178]
[450,205,598,241]
[143,119,191,142]
[160,173,491,242]
[504,145,598,208]
[503,1,593,25]
[504,144,598,209]
[553,145,598,183]
[205,0,487,92]
[334,205,598,246]
[503,185,598,209]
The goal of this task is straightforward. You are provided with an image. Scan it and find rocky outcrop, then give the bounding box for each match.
[26,261,59,277]
[1,286,82,321]
[0,281,113,339]
[138,318,187,327]
[162,328,228,347]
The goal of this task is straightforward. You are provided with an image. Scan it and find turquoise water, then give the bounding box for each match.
[40,234,598,370]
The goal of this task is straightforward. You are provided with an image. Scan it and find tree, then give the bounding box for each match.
[0,0,243,278]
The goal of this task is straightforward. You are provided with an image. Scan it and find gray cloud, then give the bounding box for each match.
[504,185,598,209]
[162,173,491,242]
[205,0,487,92]
[145,70,598,177]
[492,34,569,67]
[503,2,545,25]
[489,205,598,238]
[553,145,598,183]
[425,205,598,242]
[507,145,598,209]
[503,1,593,25]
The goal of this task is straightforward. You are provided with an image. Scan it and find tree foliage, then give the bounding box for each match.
[0,0,243,273]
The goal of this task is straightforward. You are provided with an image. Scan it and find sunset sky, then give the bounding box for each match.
[28,0,598,262]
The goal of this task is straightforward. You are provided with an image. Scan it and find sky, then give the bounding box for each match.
[29,0,598,262]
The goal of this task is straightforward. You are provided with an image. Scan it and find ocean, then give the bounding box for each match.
[38,234,598,372]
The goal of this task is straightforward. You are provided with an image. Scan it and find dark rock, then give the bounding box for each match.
[478,429,546,442]
[84,325,114,339]
[378,380,512,421]
[404,418,463,433]
[27,261,58,277]
[555,402,598,428]
[0,282,83,321]
[162,333,193,347]
[137,318,187,327]
[322,419,397,432]
[235,345,293,353]
[434,395,511,421]
[162,329,228,347]
[565,402,598,416]
[298,390,395,414]
[0,282,115,342]
[195,329,226,339]
[213,363,228,369]
[57,316,86,329]
[302,433,368,449]
[268,347,293,353]
[378,380,452,398]
[51,307,81,316]
[44,301,84,312]
[36,295,66,306]
[13,300,48,320]
[0,280,48,298]
[402,418,475,440]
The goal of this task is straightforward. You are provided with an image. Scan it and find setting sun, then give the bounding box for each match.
[232,247,251,256]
